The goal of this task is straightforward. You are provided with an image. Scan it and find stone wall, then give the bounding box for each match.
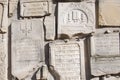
[0,0,120,80]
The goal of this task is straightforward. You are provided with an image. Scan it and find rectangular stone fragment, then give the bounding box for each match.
[0,1,8,31]
[20,0,52,17]
[99,0,120,26]
[0,4,3,27]
[11,19,44,79]
[44,16,55,40]
[0,35,7,80]
[58,2,95,38]
[9,0,18,17]
[91,57,120,76]
[49,40,86,80]
[90,33,120,56]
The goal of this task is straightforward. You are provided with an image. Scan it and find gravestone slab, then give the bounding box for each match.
[11,19,44,79]
[58,2,95,38]
[49,40,86,80]
[99,0,120,26]
[91,56,120,76]
[44,16,55,40]
[90,32,120,76]
[20,0,52,17]
[90,33,120,56]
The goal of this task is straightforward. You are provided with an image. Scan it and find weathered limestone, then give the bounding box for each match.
[0,0,8,32]
[11,19,44,79]
[49,40,86,80]
[58,1,95,38]
[44,16,55,40]
[90,31,120,76]
[9,0,18,17]
[20,0,52,17]
[90,33,120,56]
[99,0,120,26]
[0,1,8,80]
[0,35,7,80]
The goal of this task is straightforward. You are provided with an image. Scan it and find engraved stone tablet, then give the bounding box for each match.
[91,57,120,76]
[91,33,120,56]
[49,40,86,80]
[58,2,95,38]
[90,32,120,76]
[20,0,52,17]
[11,19,44,79]
[99,0,120,26]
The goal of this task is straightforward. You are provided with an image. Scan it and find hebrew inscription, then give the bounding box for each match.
[58,2,95,38]
[91,33,120,56]
[11,19,44,79]
[49,40,86,80]
[91,57,120,76]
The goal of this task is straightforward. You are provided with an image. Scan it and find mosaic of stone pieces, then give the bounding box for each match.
[0,0,120,80]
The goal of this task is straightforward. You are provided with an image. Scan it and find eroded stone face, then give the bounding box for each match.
[49,40,86,80]
[9,0,19,17]
[90,32,120,76]
[91,33,120,56]
[11,19,44,79]
[0,35,7,80]
[44,16,55,40]
[0,4,3,27]
[20,0,52,17]
[58,2,95,38]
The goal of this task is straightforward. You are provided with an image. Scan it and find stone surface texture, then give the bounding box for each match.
[0,0,120,80]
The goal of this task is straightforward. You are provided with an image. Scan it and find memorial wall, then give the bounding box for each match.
[0,0,120,80]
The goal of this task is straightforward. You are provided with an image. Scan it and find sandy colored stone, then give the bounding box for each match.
[99,0,120,26]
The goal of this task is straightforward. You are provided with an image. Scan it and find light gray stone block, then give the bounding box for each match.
[44,16,55,40]
[90,33,120,56]
[20,0,52,17]
[91,57,120,76]
[0,1,8,32]
[11,19,44,79]
[49,40,86,80]
[58,2,95,38]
